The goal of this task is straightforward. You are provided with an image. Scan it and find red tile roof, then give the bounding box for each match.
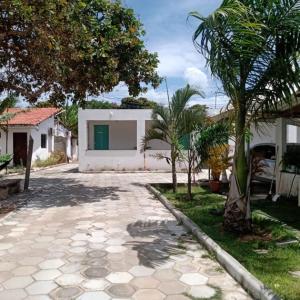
[3,108,61,126]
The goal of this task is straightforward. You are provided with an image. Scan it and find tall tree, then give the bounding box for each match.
[0,0,160,105]
[191,0,300,233]
[143,85,203,193]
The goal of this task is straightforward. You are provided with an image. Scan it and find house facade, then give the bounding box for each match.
[78,109,175,172]
[0,108,76,166]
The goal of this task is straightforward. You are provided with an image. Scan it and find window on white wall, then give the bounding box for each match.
[41,134,47,148]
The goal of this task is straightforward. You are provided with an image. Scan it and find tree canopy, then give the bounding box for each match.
[120,97,157,109]
[0,0,160,106]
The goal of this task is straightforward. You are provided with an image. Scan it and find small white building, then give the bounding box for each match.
[78,109,174,172]
[0,108,75,166]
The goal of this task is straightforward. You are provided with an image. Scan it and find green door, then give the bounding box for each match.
[94,125,109,150]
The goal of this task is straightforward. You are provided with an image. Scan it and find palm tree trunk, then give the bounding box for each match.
[171,146,177,193]
[187,150,193,200]
[223,108,252,233]
[187,164,192,200]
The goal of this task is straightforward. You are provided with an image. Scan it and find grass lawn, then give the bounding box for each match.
[155,184,300,300]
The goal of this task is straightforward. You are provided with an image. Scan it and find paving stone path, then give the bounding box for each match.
[0,165,252,299]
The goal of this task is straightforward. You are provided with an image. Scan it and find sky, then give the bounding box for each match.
[101,0,228,114]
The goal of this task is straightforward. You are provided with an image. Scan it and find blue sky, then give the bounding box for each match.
[103,0,228,114]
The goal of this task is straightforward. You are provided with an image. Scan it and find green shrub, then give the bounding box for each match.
[0,154,12,163]
[34,151,66,168]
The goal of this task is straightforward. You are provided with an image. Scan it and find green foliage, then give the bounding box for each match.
[158,184,300,300]
[120,97,157,109]
[195,122,230,164]
[59,104,79,135]
[143,85,204,154]
[34,151,66,168]
[86,100,119,109]
[0,0,160,105]
[0,154,12,163]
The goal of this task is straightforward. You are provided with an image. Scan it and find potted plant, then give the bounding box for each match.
[206,145,229,193]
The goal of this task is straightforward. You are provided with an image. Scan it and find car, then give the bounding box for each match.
[251,143,300,182]
[251,143,276,182]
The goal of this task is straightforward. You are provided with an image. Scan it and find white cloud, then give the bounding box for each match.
[151,40,206,78]
[184,67,208,89]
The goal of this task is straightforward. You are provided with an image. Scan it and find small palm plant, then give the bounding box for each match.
[143,85,204,193]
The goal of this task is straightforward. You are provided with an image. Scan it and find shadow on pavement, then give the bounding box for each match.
[12,177,127,209]
[126,220,188,268]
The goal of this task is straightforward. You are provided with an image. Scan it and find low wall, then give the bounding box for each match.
[78,150,185,172]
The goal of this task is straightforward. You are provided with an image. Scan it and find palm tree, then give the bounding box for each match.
[179,105,207,200]
[191,0,300,233]
[143,85,204,193]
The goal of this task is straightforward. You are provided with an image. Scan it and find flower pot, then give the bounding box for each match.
[209,180,221,193]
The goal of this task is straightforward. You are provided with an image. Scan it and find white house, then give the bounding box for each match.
[0,108,76,166]
[78,109,176,172]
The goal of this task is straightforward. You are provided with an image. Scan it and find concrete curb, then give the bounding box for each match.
[146,184,281,300]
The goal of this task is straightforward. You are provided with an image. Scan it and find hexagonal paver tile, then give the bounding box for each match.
[25,296,52,300]
[106,272,133,283]
[107,284,135,298]
[133,289,165,300]
[158,280,187,295]
[154,269,181,281]
[87,250,107,258]
[76,291,110,300]
[39,259,65,270]
[0,289,27,300]
[3,276,33,289]
[19,256,44,266]
[51,286,82,299]
[86,258,108,267]
[0,243,13,250]
[69,247,87,254]
[106,238,125,246]
[82,279,110,290]
[187,285,217,299]
[55,273,84,286]
[71,233,89,241]
[26,281,58,295]
[131,276,160,289]
[180,273,208,285]
[33,269,61,280]
[129,265,155,277]
[59,262,83,274]
[105,246,127,253]
[12,266,37,276]
[83,267,109,279]
[0,262,17,271]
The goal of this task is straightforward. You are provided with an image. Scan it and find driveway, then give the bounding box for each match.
[0,164,251,299]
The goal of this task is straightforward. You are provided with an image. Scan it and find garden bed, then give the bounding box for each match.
[153,184,300,300]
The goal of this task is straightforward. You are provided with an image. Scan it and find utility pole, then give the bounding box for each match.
[164,77,171,108]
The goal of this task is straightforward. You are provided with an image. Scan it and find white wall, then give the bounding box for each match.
[31,117,54,161]
[145,121,170,150]
[87,120,137,150]
[250,122,277,147]
[78,109,175,171]
[251,120,300,147]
